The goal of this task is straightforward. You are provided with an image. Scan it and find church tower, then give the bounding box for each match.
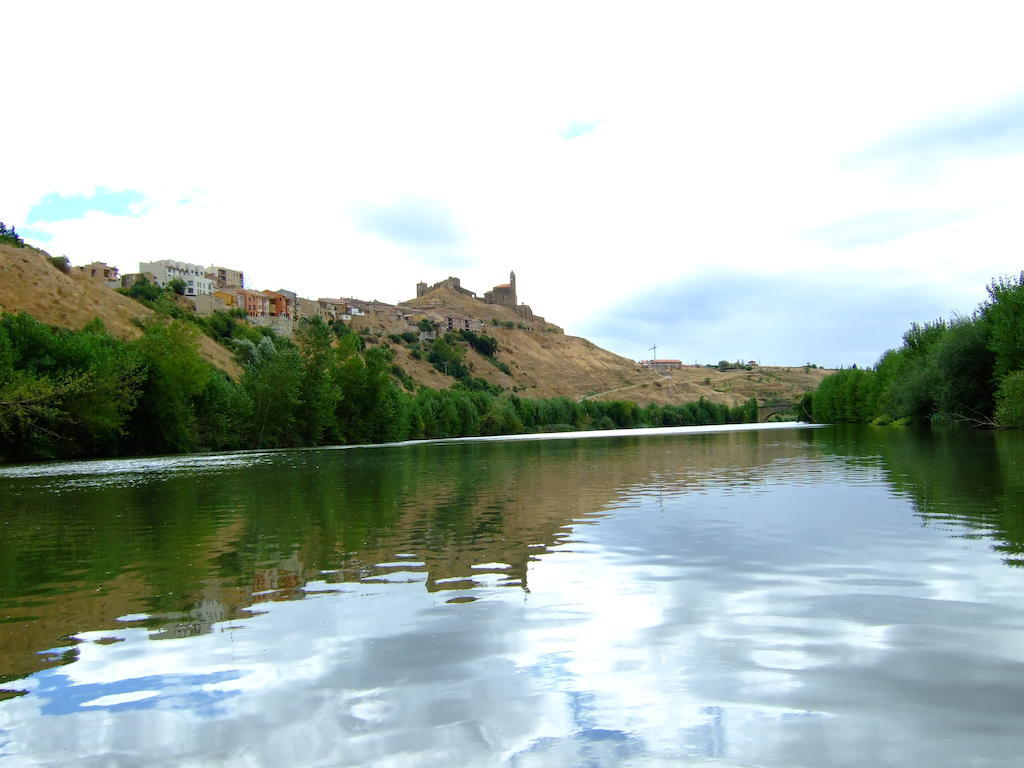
[510,271,517,305]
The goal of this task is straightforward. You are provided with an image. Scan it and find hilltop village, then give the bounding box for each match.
[0,240,831,418]
[75,258,557,339]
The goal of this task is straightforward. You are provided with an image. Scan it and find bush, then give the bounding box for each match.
[457,329,499,357]
[995,371,1024,428]
[0,222,25,248]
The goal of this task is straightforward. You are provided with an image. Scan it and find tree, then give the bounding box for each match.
[242,336,303,448]
[983,272,1024,381]
[428,335,469,379]
[166,277,187,296]
[125,276,162,303]
[126,319,211,453]
[194,370,253,451]
[0,221,25,247]
[995,371,1024,428]
[0,314,141,459]
[931,316,995,424]
[294,316,340,445]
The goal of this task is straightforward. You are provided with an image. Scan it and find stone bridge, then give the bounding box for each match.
[757,402,803,422]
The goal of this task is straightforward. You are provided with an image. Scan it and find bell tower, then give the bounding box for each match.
[510,270,517,305]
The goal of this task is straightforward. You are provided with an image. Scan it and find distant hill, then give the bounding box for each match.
[0,245,829,406]
[380,283,831,406]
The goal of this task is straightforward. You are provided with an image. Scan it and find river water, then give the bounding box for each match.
[1,423,1024,767]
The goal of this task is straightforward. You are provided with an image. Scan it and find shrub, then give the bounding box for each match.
[995,371,1024,428]
[0,222,25,248]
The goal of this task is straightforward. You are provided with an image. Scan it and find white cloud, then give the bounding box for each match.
[4,1,1024,361]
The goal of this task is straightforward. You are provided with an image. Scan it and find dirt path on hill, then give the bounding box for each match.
[579,374,672,402]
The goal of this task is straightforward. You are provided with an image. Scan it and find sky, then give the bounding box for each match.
[4,1,1024,367]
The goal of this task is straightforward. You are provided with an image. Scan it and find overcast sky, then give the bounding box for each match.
[4,2,1024,366]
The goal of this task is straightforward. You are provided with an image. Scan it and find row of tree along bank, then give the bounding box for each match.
[805,273,1024,428]
[0,312,758,462]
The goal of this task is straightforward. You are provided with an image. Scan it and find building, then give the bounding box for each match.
[439,312,481,333]
[261,290,293,319]
[483,271,517,308]
[191,293,229,316]
[74,261,120,288]
[139,260,213,296]
[274,289,307,320]
[315,298,349,322]
[416,276,477,298]
[235,288,271,319]
[205,265,244,289]
[212,289,239,308]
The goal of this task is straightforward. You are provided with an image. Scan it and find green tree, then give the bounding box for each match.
[428,335,469,379]
[126,319,211,453]
[983,272,1024,380]
[294,316,340,445]
[124,276,162,303]
[0,314,141,459]
[994,370,1024,428]
[242,336,303,448]
[194,370,253,451]
[0,221,25,247]
[931,316,995,424]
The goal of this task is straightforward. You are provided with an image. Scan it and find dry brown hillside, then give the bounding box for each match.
[0,243,241,376]
[1,245,828,405]
[383,284,831,406]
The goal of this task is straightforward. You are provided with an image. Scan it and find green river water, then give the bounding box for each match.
[1,423,1024,767]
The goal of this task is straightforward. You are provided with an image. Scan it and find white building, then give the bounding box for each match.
[139,260,213,296]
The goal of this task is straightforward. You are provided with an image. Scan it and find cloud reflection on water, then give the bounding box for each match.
[2,426,1024,766]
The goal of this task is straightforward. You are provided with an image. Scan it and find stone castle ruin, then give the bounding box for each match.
[416,271,539,323]
[416,276,477,299]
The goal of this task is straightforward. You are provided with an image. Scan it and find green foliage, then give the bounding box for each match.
[332,340,397,444]
[808,275,1024,428]
[931,317,995,423]
[0,314,141,460]
[995,371,1024,428]
[126,319,211,454]
[49,254,70,273]
[166,277,187,296]
[391,363,417,391]
[456,329,499,357]
[389,331,419,345]
[123,276,163,303]
[194,370,253,451]
[294,316,340,445]
[983,272,1024,380]
[242,337,304,448]
[812,368,878,423]
[0,221,25,247]
[427,335,469,379]
[0,305,766,463]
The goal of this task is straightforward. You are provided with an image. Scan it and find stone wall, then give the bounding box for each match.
[417,276,477,298]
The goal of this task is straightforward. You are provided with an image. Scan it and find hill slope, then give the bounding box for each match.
[0,243,241,376]
[1,245,828,406]
[390,285,831,405]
